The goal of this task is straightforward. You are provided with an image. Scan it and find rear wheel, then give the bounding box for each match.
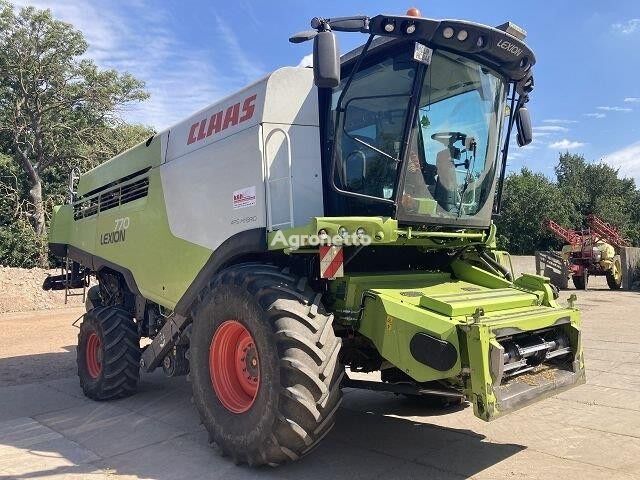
[572,273,587,290]
[606,256,623,290]
[190,264,344,466]
[77,306,141,400]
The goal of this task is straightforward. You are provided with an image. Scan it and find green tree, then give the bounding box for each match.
[556,153,639,245]
[0,2,149,265]
[496,168,571,254]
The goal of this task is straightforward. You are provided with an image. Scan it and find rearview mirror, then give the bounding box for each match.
[516,107,533,147]
[313,31,340,88]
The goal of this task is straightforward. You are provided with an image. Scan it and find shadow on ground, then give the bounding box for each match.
[0,346,76,387]
[0,352,525,479]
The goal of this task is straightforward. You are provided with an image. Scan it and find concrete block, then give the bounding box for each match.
[621,247,640,290]
[113,386,201,432]
[34,403,186,458]
[508,255,537,277]
[473,448,637,480]
[93,432,239,480]
[0,383,89,422]
[0,417,98,478]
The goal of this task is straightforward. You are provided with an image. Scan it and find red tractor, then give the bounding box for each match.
[544,215,629,290]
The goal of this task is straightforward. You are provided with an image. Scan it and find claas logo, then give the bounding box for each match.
[187,94,257,145]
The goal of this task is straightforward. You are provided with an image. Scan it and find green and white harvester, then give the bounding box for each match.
[44,9,585,466]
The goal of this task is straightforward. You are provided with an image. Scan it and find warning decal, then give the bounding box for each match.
[319,245,344,279]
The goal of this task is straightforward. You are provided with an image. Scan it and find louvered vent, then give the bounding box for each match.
[73,169,150,220]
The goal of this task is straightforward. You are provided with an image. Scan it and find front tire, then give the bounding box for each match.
[77,306,141,400]
[189,264,344,466]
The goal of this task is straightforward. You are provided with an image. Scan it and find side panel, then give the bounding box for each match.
[263,124,323,230]
[160,124,266,252]
[92,168,212,307]
[49,204,95,256]
[77,134,167,197]
[51,67,321,310]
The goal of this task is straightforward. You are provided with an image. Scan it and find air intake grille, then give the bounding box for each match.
[73,170,149,220]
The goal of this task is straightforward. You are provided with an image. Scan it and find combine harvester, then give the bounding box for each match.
[545,215,629,290]
[44,8,585,466]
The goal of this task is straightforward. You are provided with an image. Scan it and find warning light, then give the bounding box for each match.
[406,7,421,17]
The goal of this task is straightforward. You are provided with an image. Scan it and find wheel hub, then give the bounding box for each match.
[209,320,260,414]
[86,332,103,379]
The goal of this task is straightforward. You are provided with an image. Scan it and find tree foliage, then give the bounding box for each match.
[0,2,153,267]
[497,153,640,254]
[556,153,640,243]
[496,168,571,254]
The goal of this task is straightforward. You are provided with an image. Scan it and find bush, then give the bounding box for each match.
[0,220,47,268]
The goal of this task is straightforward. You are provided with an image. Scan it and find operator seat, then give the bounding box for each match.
[434,149,458,211]
[340,134,395,198]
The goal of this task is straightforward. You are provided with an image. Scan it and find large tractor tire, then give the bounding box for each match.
[606,256,623,290]
[189,264,344,466]
[77,306,141,400]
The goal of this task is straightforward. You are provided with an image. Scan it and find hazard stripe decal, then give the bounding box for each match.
[319,245,344,279]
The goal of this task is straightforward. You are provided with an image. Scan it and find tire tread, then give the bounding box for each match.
[191,263,343,466]
[78,306,140,400]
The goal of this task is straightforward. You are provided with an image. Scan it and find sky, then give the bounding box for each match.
[11,0,640,183]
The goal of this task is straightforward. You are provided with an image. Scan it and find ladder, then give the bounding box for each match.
[62,257,87,305]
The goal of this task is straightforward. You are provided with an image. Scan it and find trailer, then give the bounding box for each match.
[545,215,628,290]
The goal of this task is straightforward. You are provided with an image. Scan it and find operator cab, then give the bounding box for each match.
[298,10,535,229]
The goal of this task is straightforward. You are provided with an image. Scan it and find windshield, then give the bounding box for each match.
[399,50,506,225]
[330,44,507,226]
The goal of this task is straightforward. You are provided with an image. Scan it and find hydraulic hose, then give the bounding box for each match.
[475,246,513,282]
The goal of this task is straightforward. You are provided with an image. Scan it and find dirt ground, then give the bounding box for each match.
[0,278,639,479]
[0,266,88,313]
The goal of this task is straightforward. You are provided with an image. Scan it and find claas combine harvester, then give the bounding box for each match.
[43,8,585,466]
[545,215,629,290]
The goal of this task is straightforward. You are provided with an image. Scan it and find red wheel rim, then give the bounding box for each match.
[209,320,260,414]
[86,332,102,379]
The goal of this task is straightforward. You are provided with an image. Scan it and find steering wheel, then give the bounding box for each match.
[431,131,467,147]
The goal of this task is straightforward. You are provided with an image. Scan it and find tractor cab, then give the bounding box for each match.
[294,11,534,228]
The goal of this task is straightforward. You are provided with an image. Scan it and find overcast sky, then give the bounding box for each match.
[12,0,640,183]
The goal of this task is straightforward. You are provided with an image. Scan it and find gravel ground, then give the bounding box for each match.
[0,266,89,313]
